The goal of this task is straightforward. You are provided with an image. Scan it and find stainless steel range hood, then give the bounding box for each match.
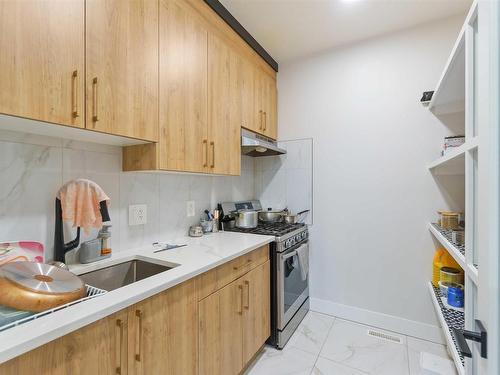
[241,128,286,157]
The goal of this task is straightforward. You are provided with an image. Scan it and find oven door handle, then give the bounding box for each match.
[282,243,308,261]
[282,250,298,261]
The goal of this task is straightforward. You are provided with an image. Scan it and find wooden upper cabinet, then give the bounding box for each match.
[240,57,255,132]
[159,0,208,173]
[208,34,241,176]
[254,67,278,140]
[0,0,84,128]
[128,279,198,375]
[265,74,278,140]
[86,0,158,141]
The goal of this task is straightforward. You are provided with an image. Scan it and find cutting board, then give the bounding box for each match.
[0,241,44,266]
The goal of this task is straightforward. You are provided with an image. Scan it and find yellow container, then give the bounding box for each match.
[432,248,461,287]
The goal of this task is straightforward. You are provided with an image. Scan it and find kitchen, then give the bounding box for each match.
[0,0,498,374]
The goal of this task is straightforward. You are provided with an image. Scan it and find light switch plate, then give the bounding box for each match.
[186,201,195,217]
[129,204,147,226]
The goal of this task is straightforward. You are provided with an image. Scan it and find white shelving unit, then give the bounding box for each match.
[427,2,480,374]
[428,29,465,115]
[428,282,465,375]
[428,223,466,269]
[427,137,478,175]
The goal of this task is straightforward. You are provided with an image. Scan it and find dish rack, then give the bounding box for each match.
[0,284,107,332]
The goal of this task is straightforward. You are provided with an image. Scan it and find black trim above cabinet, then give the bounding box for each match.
[204,0,279,72]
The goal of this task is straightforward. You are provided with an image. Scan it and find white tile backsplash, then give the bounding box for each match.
[0,131,256,261]
[255,138,313,224]
[0,141,62,256]
[0,129,312,261]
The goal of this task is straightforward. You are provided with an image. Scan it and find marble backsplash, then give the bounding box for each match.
[254,138,313,225]
[0,129,255,262]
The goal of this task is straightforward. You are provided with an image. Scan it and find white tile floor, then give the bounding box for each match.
[244,311,457,375]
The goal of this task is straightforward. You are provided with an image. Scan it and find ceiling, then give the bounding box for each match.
[219,0,472,63]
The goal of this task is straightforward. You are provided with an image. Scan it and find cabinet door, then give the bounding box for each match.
[240,57,255,132]
[208,34,241,176]
[0,310,127,375]
[0,0,84,127]
[159,0,208,172]
[253,68,266,135]
[242,260,271,364]
[86,0,158,141]
[129,279,198,375]
[199,279,244,375]
[265,75,278,140]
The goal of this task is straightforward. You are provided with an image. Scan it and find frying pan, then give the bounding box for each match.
[0,262,86,312]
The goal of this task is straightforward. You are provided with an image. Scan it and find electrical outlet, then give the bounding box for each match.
[129,204,147,226]
[186,200,195,217]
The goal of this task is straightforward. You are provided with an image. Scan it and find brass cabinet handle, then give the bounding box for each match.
[259,110,263,130]
[238,285,243,315]
[263,111,267,131]
[135,309,143,362]
[244,280,250,309]
[116,319,123,374]
[92,77,99,122]
[210,141,215,168]
[71,70,79,118]
[202,139,208,167]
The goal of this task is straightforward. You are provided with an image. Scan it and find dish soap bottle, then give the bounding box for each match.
[98,225,112,257]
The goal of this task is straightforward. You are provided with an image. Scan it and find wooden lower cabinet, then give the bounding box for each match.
[199,260,271,375]
[242,260,271,364]
[0,309,127,375]
[129,278,198,375]
[0,252,269,375]
[0,281,197,375]
[199,278,244,375]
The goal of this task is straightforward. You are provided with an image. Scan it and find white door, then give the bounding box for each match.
[464,1,500,374]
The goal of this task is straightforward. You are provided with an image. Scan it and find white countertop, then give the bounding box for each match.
[0,232,274,364]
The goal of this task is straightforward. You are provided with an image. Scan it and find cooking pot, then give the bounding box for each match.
[283,210,310,224]
[258,208,285,223]
[236,209,258,228]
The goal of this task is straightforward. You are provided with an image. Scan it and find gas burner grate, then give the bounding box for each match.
[227,222,305,237]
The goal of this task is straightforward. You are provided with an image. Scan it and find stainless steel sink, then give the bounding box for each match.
[79,259,174,291]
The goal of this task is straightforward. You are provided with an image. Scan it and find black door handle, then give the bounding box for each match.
[452,320,487,359]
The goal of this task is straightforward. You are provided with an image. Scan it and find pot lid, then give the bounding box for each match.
[0,261,84,294]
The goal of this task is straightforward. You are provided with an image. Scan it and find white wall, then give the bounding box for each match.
[0,129,255,262]
[277,16,466,340]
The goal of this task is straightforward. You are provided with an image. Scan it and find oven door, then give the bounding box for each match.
[277,241,309,330]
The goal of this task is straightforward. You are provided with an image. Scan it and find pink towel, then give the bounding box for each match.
[57,179,110,234]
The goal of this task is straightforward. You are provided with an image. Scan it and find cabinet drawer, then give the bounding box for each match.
[197,245,269,300]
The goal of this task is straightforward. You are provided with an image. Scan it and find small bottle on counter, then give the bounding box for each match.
[212,210,219,233]
[98,224,112,256]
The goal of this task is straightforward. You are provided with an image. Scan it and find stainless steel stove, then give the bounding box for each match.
[221,201,310,349]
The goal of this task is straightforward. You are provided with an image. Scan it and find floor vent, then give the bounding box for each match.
[367,329,403,344]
